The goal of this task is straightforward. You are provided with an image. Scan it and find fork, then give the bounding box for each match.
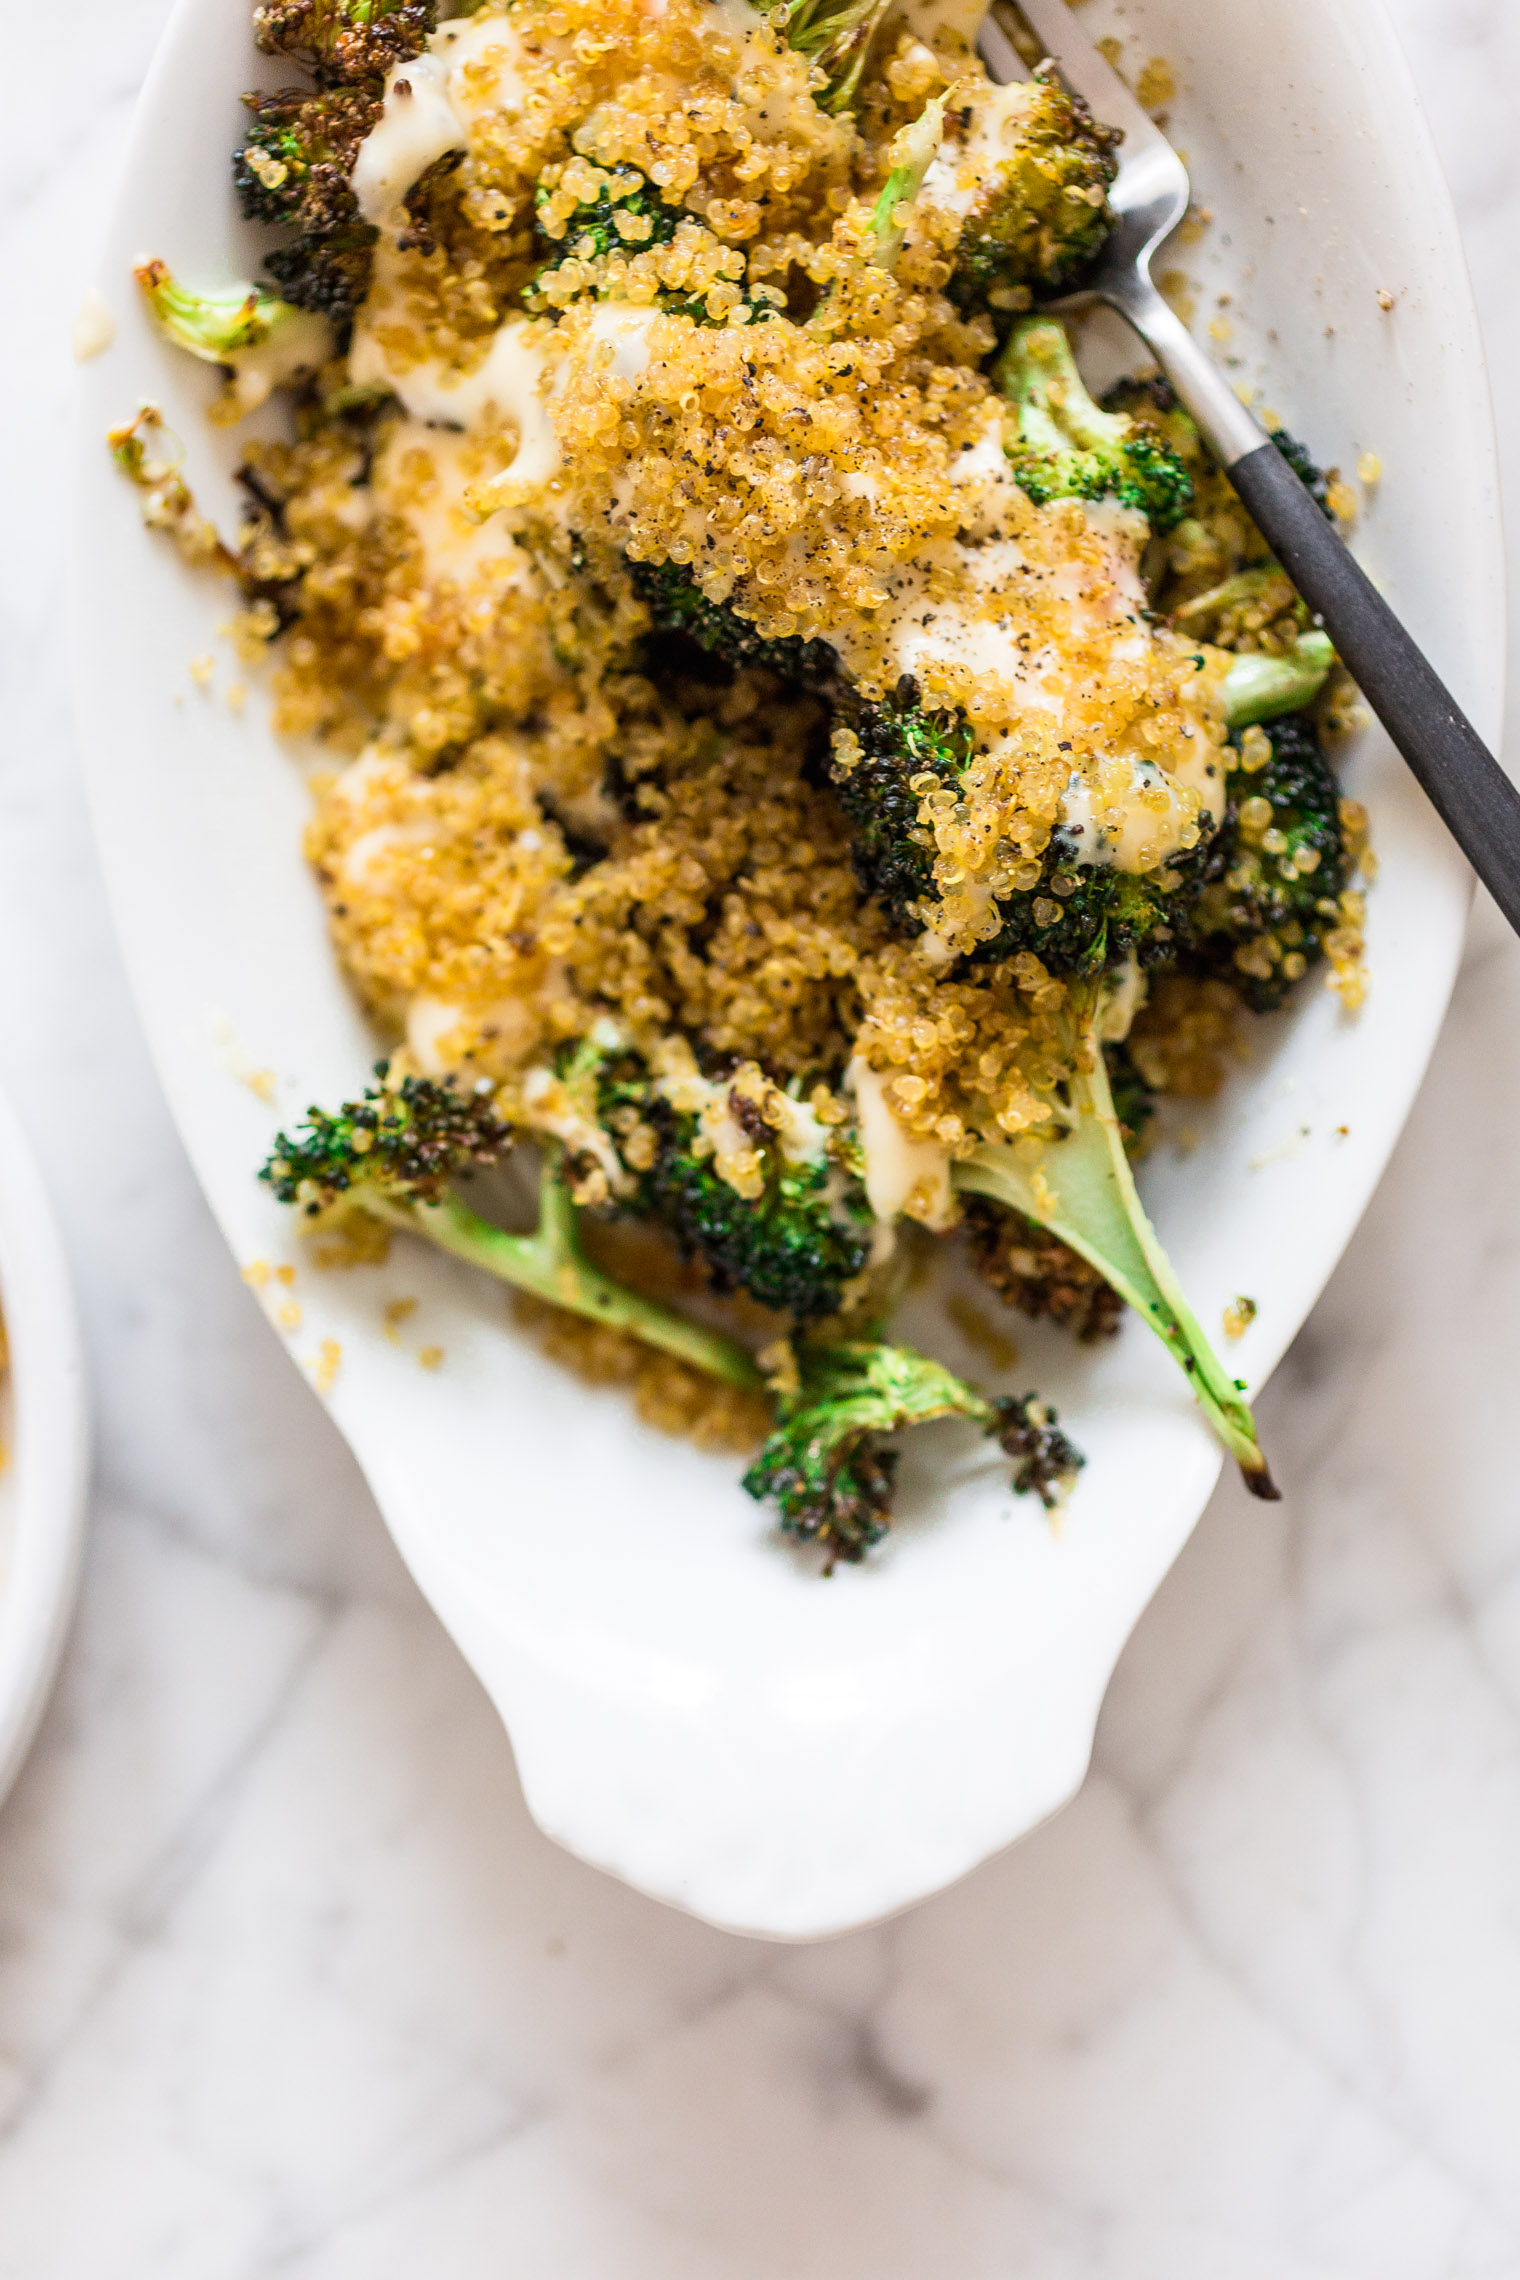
[978,0,1520,936]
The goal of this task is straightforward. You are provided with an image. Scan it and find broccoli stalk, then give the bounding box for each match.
[954,982,1278,1496]
[995,315,1194,532]
[744,1339,1083,1565]
[870,92,952,269]
[261,1067,762,1389]
[1221,635,1336,729]
[134,259,332,417]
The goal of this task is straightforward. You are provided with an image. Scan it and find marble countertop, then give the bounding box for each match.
[3,2,1519,2270]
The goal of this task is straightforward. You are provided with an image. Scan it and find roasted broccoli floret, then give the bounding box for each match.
[1187,712,1350,1012]
[744,1339,1082,1565]
[133,260,333,414]
[832,676,1199,969]
[996,316,1194,533]
[234,85,376,229]
[531,169,684,279]
[829,684,974,925]
[233,85,381,319]
[261,1065,761,1387]
[941,74,1121,310]
[253,0,434,84]
[627,556,840,690]
[240,3,435,319]
[1269,427,1335,518]
[956,980,1278,1495]
[962,1197,1124,1343]
[588,1050,874,1323]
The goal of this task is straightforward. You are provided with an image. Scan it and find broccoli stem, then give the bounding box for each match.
[870,92,948,267]
[955,985,1277,1497]
[993,316,1130,459]
[1221,634,1336,729]
[376,1156,763,1390]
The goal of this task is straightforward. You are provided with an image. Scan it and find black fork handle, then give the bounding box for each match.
[1228,443,1520,931]
[1096,275,1518,932]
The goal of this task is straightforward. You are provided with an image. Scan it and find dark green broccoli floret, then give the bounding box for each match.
[262,223,381,322]
[830,683,973,924]
[947,75,1121,310]
[627,556,839,690]
[253,0,434,84]
[261,1065,761,1386]
[593,1053,874,1323]
[831,676,1199,969]
[743,1339,1083,1564]
[995,317,1194,533]
[260,1062,510,1212]
[1187,712,1350,1013]
[1269,427,1335,518]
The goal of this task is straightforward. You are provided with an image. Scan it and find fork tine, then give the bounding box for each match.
[979,0,1178,162]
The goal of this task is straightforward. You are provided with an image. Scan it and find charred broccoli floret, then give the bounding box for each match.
[1187,713,1350,1013]
[253,0,434,84]
[233,86,380,319]
[996,317,1194,533]
[832,676,1199,969]
[234,85,376,229]
[261,1065,761,1387]
[589,1051,875,1323]
[937,75,1120,311]
[240,4,436,320]
[744,1339,1082,1564]
[956,979,1277,1496]
[261,1064,511,1208]
[962,1198,1124,1343]
[829,685,974,925]
[627,556,840,690]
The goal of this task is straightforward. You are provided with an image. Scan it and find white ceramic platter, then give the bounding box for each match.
[73,0,1502,1936]
[0,1086,89,1807]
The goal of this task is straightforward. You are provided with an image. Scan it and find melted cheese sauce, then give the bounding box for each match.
[352,13,534,225]
[371,421,541,583]
[849,1060,954,1229]
[921,80,1038,225]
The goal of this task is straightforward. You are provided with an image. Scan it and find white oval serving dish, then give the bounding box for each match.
[0,1085,89,1807]
[73,0,1502,1936]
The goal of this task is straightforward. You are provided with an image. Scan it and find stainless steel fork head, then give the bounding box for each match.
[977,0,1191,309]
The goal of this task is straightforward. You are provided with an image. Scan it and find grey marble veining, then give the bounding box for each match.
[2,3,1519,2271]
